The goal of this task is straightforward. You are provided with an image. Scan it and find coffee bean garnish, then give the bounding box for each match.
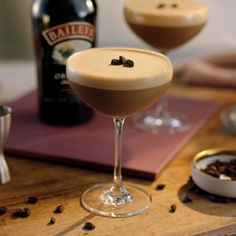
[48,217,56,225]
[119,56,126,64]
[181,195,193,203]
[27,196,38,204]
[110,57,134,67]
[155,184,166,191]
[157,3,165,8]
[82,222,95,231]
[0,207,7,216]
[123,59,134,67]
[169,204,176,213]
[54,205,64,214]
[111,59,122,66]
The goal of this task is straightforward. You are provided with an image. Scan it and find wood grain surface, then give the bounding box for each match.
[1,84,236,236]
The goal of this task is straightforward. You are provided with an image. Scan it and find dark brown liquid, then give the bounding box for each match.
[127,23,205,51]
[69,81,170,117]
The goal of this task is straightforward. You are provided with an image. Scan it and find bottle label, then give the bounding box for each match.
[42,22,95,46]
[42,21,95,91]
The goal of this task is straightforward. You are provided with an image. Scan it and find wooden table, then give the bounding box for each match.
[1,85,236,236]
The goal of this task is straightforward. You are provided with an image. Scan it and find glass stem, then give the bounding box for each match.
[112,117,125,192]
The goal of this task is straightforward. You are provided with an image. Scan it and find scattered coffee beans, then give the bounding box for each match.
[11,208,31,219]
[27,196,38,204]
[187,177,234,203]
[82,222,95,231]
[0,207,7,216]
[171,3,178,8]
[155,184,166,191]
[181,195,193,203]
[22,208,31,218]
[54,205,64,214]
[48,217,56,225]
[157,3,165,8]
[208,194,231,204]
[169,204,176,213]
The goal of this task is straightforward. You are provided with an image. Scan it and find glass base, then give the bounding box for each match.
[132,109,191,135]
[81,183,152,217]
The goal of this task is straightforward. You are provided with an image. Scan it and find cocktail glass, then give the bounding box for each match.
[66,47,173,217]
[124,0,208,134]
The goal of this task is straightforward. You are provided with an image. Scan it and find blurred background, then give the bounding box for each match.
[0,0,236,64]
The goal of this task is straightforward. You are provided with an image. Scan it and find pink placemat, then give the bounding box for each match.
[6,92,219,179]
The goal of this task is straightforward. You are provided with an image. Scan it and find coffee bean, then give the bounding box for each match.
[54,205,64,214]
[208,194,231,203]
[169,204,176,213]
[11,208,31,218]
[171,3,178,8]
[27,196,38,204]
[187,177,202,193]
[0,207,7,216]
[123,59,134,67]
[187,176,234,203]
[48,217,56,225]
[82,222,95,231]
[201,159,236,180]
[119,56,126,64]
[155,184,166,191]
[11,209,23,219]
[21,208,31,218]
[110,59,122,66]
[181,195,193,203]
[157,3,165,8]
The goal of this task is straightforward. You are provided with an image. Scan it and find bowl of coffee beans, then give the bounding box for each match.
[191,149,236,198]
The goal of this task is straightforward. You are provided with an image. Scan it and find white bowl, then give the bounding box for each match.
[191,149,236,198]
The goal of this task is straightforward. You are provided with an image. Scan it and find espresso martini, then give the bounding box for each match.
[124,0,208,51]
[67,47,172,117]
[66,47,172,217]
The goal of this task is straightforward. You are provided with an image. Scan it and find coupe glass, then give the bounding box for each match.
[124,0,208,134]
[66,47,173,217]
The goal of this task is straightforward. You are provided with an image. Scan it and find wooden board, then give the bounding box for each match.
[1,85,236,236]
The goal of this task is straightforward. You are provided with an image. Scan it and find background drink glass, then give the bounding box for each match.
[124,0,208,134]
[66,47,173,217]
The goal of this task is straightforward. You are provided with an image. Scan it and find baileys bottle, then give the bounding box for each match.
[31,0,97,125]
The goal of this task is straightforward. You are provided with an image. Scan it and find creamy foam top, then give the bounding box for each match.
[125,0,208,27]
[66,47,173,90]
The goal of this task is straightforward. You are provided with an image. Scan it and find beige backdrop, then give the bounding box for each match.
[0,0,236,63]
[0,0,33,59]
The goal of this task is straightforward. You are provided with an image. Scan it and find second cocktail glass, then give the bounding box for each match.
[66,47,173,217]
[124,0,208,134]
